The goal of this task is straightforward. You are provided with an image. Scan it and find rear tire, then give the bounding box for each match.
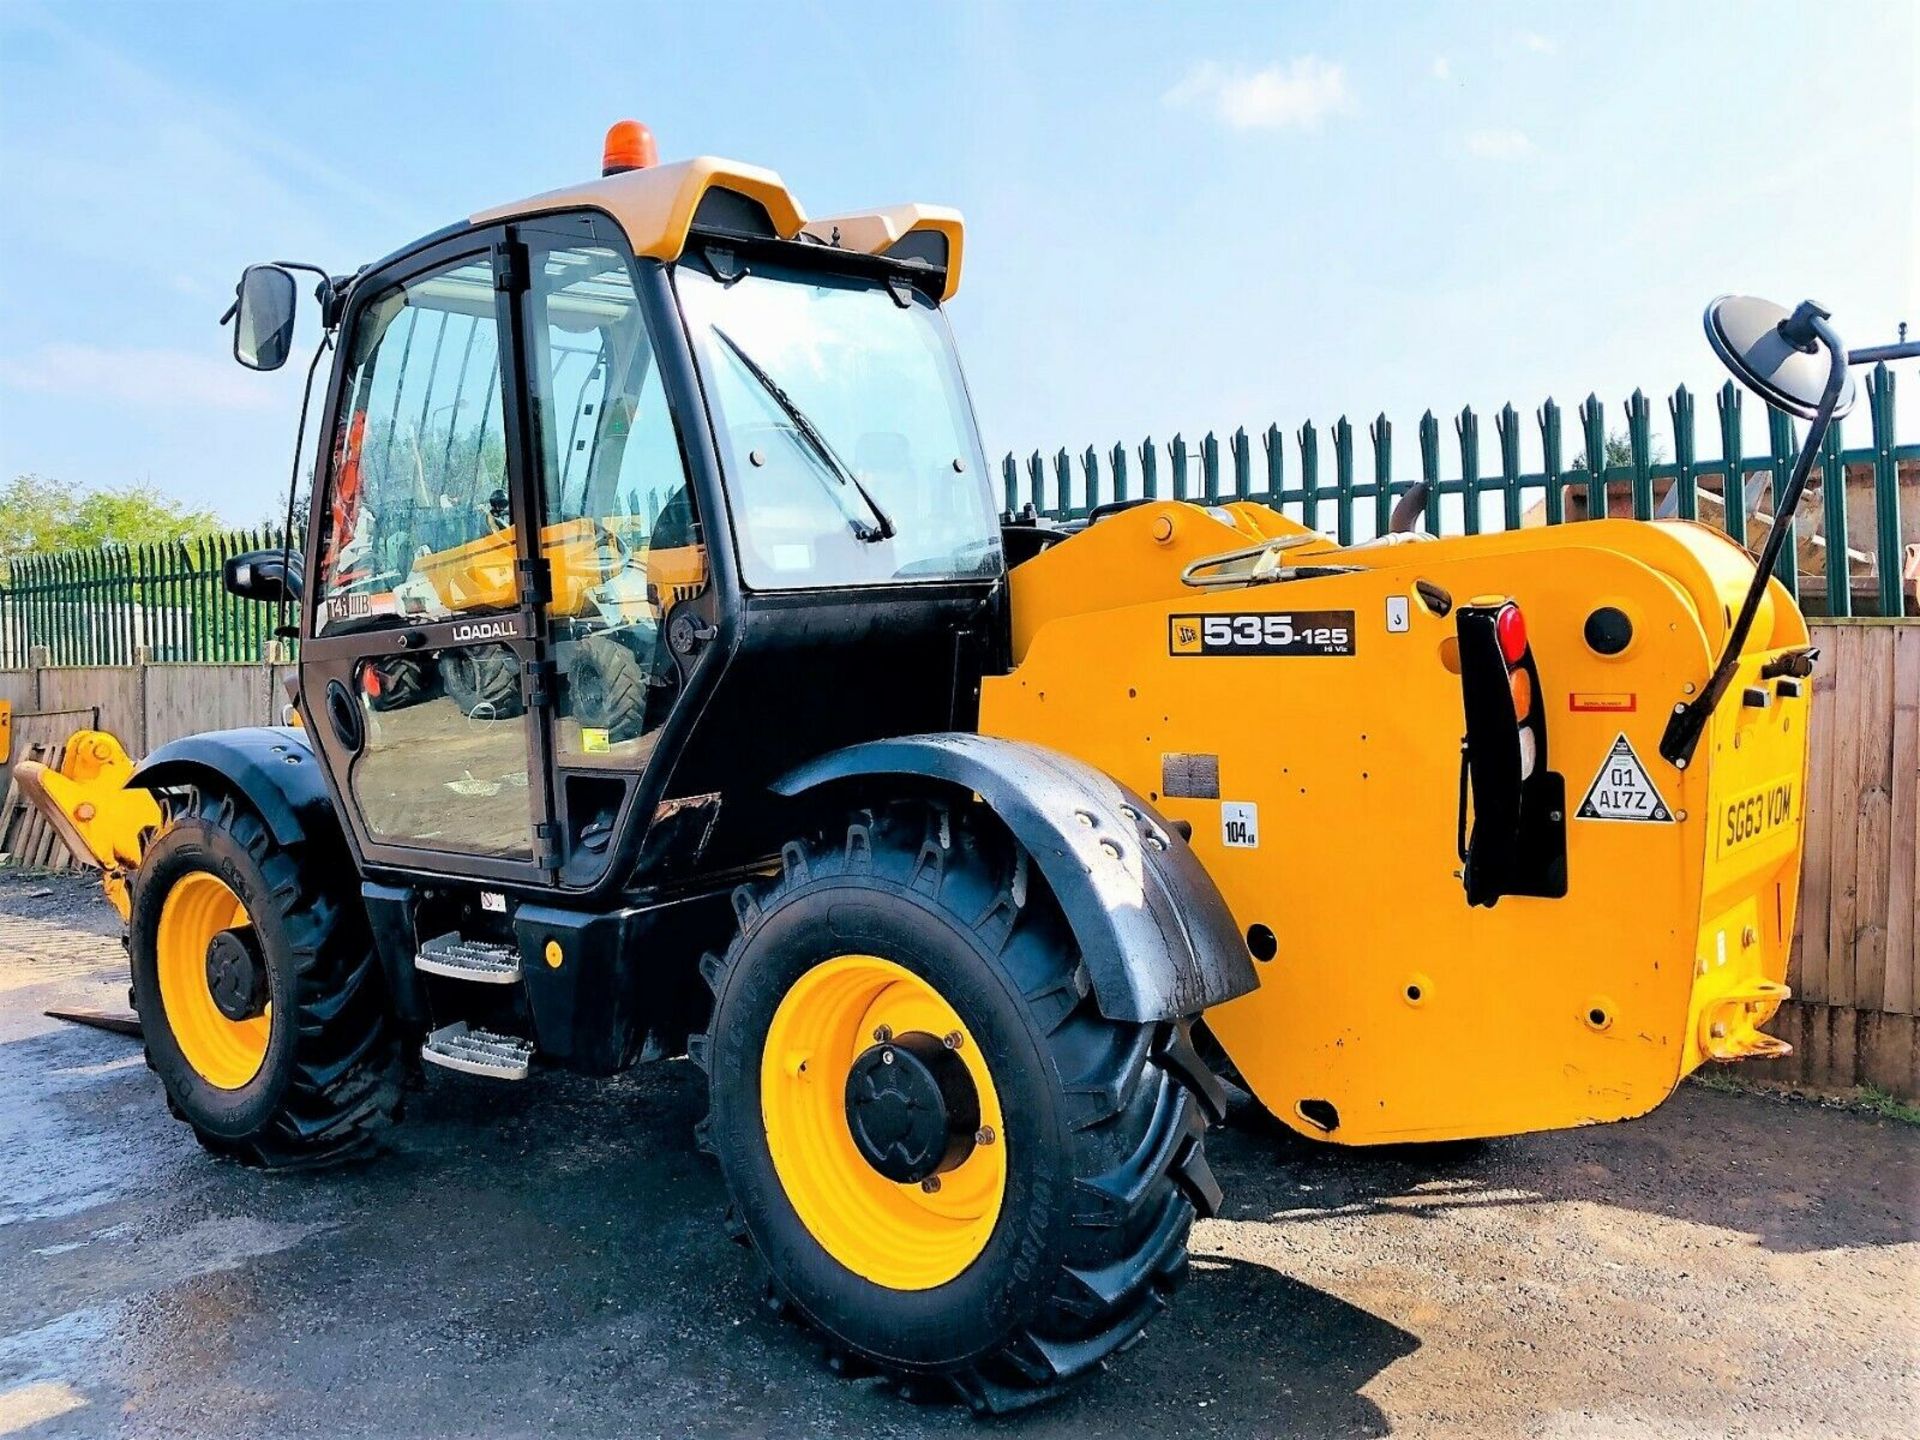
[365,655,439,714]
[439,644,524,720]
[128,785,403,1167]
[569,633,649,741]
[692,800,1226,1412]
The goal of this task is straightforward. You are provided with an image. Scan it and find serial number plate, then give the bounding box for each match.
[1170,611,1356,657]
[1717,778,1796,858]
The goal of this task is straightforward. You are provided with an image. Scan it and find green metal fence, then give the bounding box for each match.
[1000,368,1917,617]
[2,371,1914,662]
[0,528,300,667]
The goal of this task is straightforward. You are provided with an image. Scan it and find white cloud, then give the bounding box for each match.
[1463,128,1537,160]
[1518,31,1557,54]
[1431,56,1453,81]
[1163,56,1354,132]
[1459,129,1536,162]
[0,344,273,412]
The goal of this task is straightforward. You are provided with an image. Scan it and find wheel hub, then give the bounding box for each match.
[204,926,268,1022]
[844,1031,980,1184]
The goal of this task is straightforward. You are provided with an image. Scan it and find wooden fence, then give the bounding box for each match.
[0,623,1914,1098]
[0,662,289,783]
[1754,619,1919,1098]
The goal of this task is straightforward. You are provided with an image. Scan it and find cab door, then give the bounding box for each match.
[514,213,714,889]
[299,231,560,884]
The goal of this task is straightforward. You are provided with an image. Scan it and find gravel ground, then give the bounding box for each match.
[0,869,1914,1439]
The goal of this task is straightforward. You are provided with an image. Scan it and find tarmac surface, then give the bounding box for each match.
[0,869,1914,1439]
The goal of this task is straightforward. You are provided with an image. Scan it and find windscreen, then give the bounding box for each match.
[675,257,1002,590]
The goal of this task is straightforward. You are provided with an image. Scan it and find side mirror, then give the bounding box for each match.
[1704,295,1855,421]
[223,548,304,604]
[231,265,299,371]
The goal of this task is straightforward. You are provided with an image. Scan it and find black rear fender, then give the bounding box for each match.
[772,733,1258,1023]
[129,726,340,849]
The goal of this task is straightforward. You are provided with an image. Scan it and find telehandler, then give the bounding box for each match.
[19,121,1874,1409]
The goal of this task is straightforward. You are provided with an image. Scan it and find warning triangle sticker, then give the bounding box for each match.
[1576,733,1674,823]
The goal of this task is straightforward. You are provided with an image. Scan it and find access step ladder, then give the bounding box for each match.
[414,933,521,984]
[421,1022,535,1081]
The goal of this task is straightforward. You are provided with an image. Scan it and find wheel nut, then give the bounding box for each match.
[975,1126,996,1146]
[872,1024,893,1043]
[920,1176,942,1193]
[880,1050,894,1065]
[942,1031,964,1051]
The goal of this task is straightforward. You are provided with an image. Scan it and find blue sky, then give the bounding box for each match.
[0,0,1913,524]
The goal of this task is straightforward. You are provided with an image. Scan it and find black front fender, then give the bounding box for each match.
[130,726,338,848]
[773,733,1258,1023]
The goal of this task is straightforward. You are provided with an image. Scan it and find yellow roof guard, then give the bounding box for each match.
[475,123,966,301]
[802,204,966,302]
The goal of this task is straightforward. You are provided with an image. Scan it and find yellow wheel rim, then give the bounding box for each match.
[155,872,270,1090]
[760,954,1006,1291]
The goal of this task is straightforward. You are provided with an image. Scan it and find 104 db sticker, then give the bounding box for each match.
[1170,611,1356,657]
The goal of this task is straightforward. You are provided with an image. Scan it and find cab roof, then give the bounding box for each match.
[471,156,965,302]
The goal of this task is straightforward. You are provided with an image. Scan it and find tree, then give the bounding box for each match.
[1568,430,1664,473]
[0,473,221,561]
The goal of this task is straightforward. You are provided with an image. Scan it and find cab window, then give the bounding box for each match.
[525,236,707,765]
[314,257,512,635]
[675,259,1000,591]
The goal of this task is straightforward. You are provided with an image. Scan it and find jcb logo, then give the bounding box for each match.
[1171,620,1203,654]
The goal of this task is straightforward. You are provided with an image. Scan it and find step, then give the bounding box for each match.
[414,933,521,985]
[421,1022,534,1081]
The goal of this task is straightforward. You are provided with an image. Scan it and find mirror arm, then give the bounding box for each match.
[1659,312,1847,769]
[274,331,333,639]
[1849,339,1920,365]
[272,261,340,324]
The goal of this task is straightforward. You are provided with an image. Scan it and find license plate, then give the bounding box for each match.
[1716,778,1796,858]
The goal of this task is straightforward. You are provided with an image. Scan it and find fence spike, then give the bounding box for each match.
[1263,423,1284,510]
[1669,384,1698,522]
[1716,381,1746,548]
[1868,362,1904,616]
[1455,405,1481,535]
[1538,398,1565,527]
[1297,421,1320,534]
[1580,392,1607,520]
[1419,410,1441,535]
[1496,403,1522,532]
[1820,413,1850,616]
[1170,433,1188,502]
[1332,416,1355,546]
[1624,389,1653,519]
[1370,412,1393,538]
[1766,405,1800,600]
[1110,441,1129,503]
[1231,425,1251,500]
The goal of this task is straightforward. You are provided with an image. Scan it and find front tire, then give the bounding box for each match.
[693,801,1226,1412]
[129,786,402,1167]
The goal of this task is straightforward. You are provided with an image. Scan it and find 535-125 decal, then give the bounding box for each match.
[1170,611,1357,657]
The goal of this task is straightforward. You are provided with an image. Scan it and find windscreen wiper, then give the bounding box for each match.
[710,326,896,543]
